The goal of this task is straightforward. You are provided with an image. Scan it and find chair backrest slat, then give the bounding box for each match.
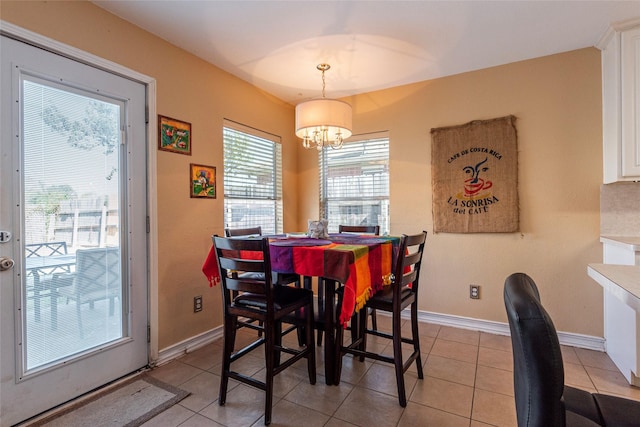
[225,226,262,237]
[218,257,263,273]
[400,268,418,288]
[403,251,422,267]
[224,277,267,294]
[338,225,380,235]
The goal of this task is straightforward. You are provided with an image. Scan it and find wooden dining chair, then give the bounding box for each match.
[212,236,316,425]
[334,231,427,407]
[225,226,300,285]
[223,226,301,337]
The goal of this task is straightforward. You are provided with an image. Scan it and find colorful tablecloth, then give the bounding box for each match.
[202,234,399,326]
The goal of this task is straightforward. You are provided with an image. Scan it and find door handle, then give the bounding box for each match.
[0,256,15,271]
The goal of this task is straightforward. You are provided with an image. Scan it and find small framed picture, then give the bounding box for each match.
[190,163,216,198]
[158,115,192,155]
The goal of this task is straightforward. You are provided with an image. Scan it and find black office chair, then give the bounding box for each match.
[504,272,640,427]
[213,236,316,425]
[334,231,427,407]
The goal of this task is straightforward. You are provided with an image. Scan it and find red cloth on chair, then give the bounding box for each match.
[202,245,220,287]
[202,246,263,287]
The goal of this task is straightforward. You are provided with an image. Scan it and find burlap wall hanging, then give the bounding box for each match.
[431,115,519,233]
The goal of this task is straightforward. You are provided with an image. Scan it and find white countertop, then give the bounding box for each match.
[600,236,640,252]
[588,263,640,311]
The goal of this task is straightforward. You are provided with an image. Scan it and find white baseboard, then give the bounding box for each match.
[411,310,606,352]
[152,309,606,366]
[153,326,223,367]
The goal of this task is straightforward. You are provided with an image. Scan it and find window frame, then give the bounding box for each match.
[222,120,283,235]
[319,132,390,234]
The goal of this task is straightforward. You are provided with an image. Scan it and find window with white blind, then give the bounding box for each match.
[223,121,283,235]
[320,133,390,234]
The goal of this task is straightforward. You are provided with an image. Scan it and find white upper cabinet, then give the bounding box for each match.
[599,19,640,183]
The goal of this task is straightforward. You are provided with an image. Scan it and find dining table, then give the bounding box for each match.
[203,232,400,385]
[25,253,76,328]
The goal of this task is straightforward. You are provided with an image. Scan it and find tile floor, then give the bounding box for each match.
[130,316,640,427]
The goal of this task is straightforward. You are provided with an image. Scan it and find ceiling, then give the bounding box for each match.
[92,1,639,105]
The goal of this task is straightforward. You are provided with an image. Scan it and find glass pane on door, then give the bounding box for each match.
[22,78,124,371]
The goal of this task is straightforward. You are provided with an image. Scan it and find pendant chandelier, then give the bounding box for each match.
[295,64,352,150]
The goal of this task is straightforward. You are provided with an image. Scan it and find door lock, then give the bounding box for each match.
[0,256,15,271]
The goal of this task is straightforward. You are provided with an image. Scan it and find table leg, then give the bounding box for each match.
[324,278,336,386]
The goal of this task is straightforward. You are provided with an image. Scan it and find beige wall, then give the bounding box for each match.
[298,48,604,336]
[3,1,605,348]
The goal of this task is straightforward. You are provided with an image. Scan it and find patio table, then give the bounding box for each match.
[25,253,76,328]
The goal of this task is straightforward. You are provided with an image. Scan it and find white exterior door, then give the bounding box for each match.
[0,35,149,425]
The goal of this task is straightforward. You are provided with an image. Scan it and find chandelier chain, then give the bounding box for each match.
[317,63,330,98]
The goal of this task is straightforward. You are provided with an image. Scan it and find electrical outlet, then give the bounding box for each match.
[469,285,480,299]
[194,295,203,312]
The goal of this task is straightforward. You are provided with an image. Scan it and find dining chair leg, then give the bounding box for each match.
[219,314,237,407]
[296,324,306,347]
[274,321,282,367]
[306,301,317,385]
[370,308,378,330]
[317,277,324,304]
[323,278,345,385]
[264,320,275,425]
[333,321,344,385]
[349,312,359,345]
[317,277,324,346]
[392,309,407,407]
[357,308,367,362]
[411,303,424,379]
